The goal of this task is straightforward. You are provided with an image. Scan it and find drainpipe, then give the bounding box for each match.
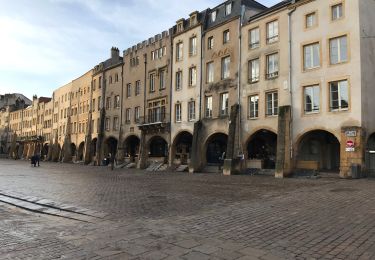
[288,1,296,161]
[199,28,204,120]
[237,5,245,156]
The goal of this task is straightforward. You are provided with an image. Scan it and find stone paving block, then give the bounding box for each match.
[181,251,211,260]
[240,247,267,257]
[173,239,201,249]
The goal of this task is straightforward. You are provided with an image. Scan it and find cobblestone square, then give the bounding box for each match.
[1,159,375,259]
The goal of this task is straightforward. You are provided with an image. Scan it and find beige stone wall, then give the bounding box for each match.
[241,7,290,154]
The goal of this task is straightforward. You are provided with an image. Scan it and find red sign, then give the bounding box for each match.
[346,140,355,148]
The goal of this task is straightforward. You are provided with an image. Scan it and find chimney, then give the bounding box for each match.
[111,47,119,59]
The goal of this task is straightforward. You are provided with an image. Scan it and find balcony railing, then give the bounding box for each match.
[137,113,170,125]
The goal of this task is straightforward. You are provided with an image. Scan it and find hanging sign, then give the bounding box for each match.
[346,140,355,152]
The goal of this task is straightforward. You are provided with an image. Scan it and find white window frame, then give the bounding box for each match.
[223,30,230,44]
[304,42,320,70]
[266,92,278,116]
[332,3,343,21]
[150,73,155,92]
[208,36,214,50]
[248,58,260,83]
[207,62,214,83]
[225,3,232,16]
[176,42,183,61]
[266,53,279,79]
[175,103,182,122]
[188,101,196,121]
[221,56,230,79]
[220,92,229,116]
[330,80,349,111]
[249,95,259,119]
[304,85,320,114]
[306,12,316,28]
[189,37,197,56]
[189,67,197,87]
[329,35,348,65]
[126,109,131,124]
[267,20,279,44]
[206,96,213,118]
[176,71,183,90]
[249,27,260,49]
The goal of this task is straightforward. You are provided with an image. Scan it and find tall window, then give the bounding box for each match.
[115,73,119,82]
[249,27,260,49]
[207,62,214,83]
[99,76,102,89]
[126,109,131,124]
[332,3,343,21]
[330,80,349,111]
[248,58,260,83]
[304,42,320,70]
[150,73,155,92]
[176,42,183,61]
[135,80,141,96]
[134,106,140,123]
[114,95,120,108]
[266,92,278,116]
[248,95,259,119]
[208,36,214,50]
[267,20,279,44]
[175,104,182,122]
[304,85,320,113]
[159,70,165,90]
[223,30,230,44]
[176,71,183,90]
[106,97,111,110]
[330,36,348,64]
[266,53,279,79]
[113,117,119,131]
[225,3,232,16]
[92,99,96,112]
[188,101,195,121]
[98,96,101,111]
[221,56,230,79]
[189,37,197,56]
[206,96,213,118]
[109,76,113,84]
[306,12,317,28]
[127,83,131,98]
[211,11,217,22]
[105,118,110,131]
[220,92,229,116]
[189,67,197,86]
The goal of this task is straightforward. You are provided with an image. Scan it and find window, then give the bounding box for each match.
[113,117,119,131]
[93,79,96,91]
[332,3,343,21]
[126,109,131,124]
[127,83,131,98]
[221,56,230,79]
[159,70,165,90]
[266,53,279,79]
[109,76,113,84]
[150,73,155,92]
[99,76,102,89]
[207,62,214,83]
[177,23,183,32]
[306,12,317,28]
[147,100,166,123]
[223,30,230,44]
[105,118,110,131]
[206,96,213,118]
[304,85,320,113]
[267,20,279,44]
[114,95,120,109]
[249,95,259,119]
[135,81,141,96]
[208,36,214,50]
[92,99,96,112]
[211,11,217,22]
[176,71,183,90]
[151,51,155,60]
[175,104,182,122]
[189,37,197,56]
[248,58,260,83]
[115,73,119,82]
[98,96,101,111]
[266,92,278,116]
[188,101,195,121]
[304,42,320,70]
[225,3,232,16]
[330,80,349,111]
[106,97,111,110]
[249,27,260,49]
[190,15,197,26]
[176,42,183,61]
[189,67,197,86]
[220,92,229,116]
[134,106,140,123]
[330,36,348,64]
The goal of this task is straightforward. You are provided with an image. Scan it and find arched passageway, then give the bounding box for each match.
[77,142,85,161]
[247,130,277,169]
[105,137,118,159]
[124,135,140,162]
[172,131,193,165]
[42,143,49,159]
[149,136,168,158]
[91,138,97,158]
[205,133,228,165]
[70,143,77,158]
[297,130,340,172]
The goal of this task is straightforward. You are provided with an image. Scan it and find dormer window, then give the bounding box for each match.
[190,15,197,26]
[177,22,183,33]
[225,3,232,16]
[211,11,217,22]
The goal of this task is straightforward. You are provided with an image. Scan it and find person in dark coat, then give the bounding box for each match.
[31,155,36,167]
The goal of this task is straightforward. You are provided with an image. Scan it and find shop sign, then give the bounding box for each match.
[345,130,357,137]
[346,140,355,152]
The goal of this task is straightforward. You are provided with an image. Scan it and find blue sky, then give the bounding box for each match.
[0,0,280,99]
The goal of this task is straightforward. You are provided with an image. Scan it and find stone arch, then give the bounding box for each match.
[246,129,278,169]
[204,132,228,165]
[104,136,118,159]
[171,131,193,165]
[123,135,140,162]
[296,129,340,172]
[148,136,168,158]
[77,142,85,161]
[42,143,49,159]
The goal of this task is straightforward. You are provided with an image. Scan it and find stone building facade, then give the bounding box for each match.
[1,0,375,178]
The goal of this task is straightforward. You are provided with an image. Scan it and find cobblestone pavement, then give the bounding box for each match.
[1,159,375,259]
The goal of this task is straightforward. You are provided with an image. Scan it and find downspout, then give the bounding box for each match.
[237,6,245,156]
[143,54,147,119]
[288,2,296,162]
[199,28,204,120]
